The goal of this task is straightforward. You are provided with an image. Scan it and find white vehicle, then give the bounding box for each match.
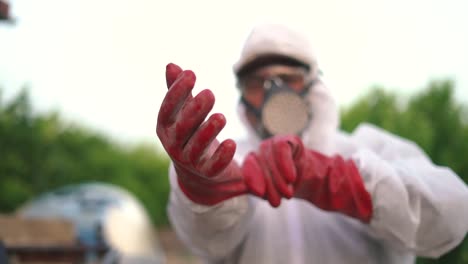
[17,182,166,264]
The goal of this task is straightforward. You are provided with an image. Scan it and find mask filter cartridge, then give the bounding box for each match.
[262,91,309,136]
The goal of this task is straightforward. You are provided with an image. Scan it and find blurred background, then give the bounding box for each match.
[0,0,467,263]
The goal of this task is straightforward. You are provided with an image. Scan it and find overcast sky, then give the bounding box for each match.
[1,0,467,149]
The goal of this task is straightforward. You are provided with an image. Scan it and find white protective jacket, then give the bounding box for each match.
[167,24,468,264]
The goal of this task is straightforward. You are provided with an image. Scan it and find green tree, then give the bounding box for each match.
[0,87,171,226]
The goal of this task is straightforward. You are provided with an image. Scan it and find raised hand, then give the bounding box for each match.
[157,63,261,205]
[242,136,296,207]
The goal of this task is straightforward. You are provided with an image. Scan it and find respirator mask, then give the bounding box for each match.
[239,66,316,138]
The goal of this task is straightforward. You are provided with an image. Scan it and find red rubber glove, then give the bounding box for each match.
[242,135,373,223]
[157,63,264,205]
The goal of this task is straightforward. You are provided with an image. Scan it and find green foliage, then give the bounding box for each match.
[341,80,468,264]
[0,88,171,225]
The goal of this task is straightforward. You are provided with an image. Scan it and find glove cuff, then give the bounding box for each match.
[342,158,373,223]
[296,150,373,223]
[175,165,248,206]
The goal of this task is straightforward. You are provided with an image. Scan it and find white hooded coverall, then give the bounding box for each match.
[167,24,468,264]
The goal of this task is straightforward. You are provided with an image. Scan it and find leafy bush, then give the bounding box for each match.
[0,88,170,225]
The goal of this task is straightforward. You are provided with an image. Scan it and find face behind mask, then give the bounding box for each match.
[241,77,315,138]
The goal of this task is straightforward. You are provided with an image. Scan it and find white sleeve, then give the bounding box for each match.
[166,163,254,261]
[350,124,468,258]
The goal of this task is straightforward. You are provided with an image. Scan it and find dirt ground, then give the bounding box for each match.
[157,227,203,264]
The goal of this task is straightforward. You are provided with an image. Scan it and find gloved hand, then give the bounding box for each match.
[242,135,373,222]
[157,63,264,205]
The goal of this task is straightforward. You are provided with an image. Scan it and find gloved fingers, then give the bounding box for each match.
[157,70,196,128]
[274,138,297,184]
[174,89,215,147]
[201,138,236,177]
[243,153,266,197]
[166,63,183,88]
[265,172,282,207]
[185,113,226,165]
[268,160,293,199]
[260,141,293,198]
[243,151,282,207]
[284,135,305,159]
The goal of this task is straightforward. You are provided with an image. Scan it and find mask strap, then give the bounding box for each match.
[240,96,272,138]
[240,96,262,119]
[299,78,318,97]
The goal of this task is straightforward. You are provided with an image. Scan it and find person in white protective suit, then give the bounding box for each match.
[156,24,468,264]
